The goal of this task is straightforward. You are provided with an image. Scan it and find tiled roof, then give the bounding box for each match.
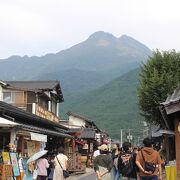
[79,128,96,139]
[66,111,101,132]
[161,84,180,106]
[66,111,93,123]
[5,80,60,91]
[4,80,64,102]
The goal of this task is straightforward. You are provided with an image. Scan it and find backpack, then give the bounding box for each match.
[120,153,134,176]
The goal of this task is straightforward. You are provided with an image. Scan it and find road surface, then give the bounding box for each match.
[78,172,96,180]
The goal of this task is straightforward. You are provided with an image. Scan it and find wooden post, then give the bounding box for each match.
[175,118,180,179]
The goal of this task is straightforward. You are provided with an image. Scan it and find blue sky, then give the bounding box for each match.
[0,0,180,58]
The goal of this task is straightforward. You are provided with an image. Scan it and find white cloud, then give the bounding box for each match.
[0,0,180,58]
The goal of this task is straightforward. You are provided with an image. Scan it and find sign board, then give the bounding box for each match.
[127,135,133,140]
[90,143,93,153]
[30,132,47,142]
[9,152,20,177]
[2,152,10,164]
[0,164,13,179]
[36,104,59,122]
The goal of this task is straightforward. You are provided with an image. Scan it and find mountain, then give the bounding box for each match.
[61,68,144,139]
[0,31,151,138]
[0,31,151,94]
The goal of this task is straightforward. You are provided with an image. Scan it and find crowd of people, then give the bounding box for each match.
[25,137,163,180]
[93,137,163,180]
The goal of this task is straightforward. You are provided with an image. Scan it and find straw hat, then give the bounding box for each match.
[98,144,109,151]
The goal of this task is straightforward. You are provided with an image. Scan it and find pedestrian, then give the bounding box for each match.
[53,147,68,180]
[117,142,137,180]
[47,153,55,180]
[94,144,113,180]
[36,155,49,180]
[136,137,162,180]
[112,143,121,180]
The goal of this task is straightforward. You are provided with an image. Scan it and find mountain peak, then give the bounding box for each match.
[88,31,117,41]
[119,34,152,54]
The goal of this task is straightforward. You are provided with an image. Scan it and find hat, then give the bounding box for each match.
[98,144,109,151]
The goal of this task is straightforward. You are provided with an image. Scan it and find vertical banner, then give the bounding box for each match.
[9,152,20,177]
[2,152,10,164]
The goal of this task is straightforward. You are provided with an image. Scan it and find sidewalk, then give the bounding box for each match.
[67,168,94,180]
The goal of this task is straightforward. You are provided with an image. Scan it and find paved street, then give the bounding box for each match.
[78,172,96,180]
[67,169,96,180]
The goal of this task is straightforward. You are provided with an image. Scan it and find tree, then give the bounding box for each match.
[138,50,180,127]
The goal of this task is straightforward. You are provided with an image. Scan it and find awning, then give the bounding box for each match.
[0,117,19,127]
[17,124,73,138]
[152,129,175,137]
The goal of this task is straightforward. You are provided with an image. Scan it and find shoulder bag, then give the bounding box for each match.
[56,156,69,178]
[141,150,156,173]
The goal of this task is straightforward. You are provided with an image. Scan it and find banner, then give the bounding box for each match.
[2,152,10,164]
[9,152,20,177]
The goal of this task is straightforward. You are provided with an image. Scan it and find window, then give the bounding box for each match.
[3,92,12,103]
[38,97,48,110]
[51,101,56,114]
[3,91,24,105]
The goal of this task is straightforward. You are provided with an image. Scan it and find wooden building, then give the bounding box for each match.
[0,80,72,179]
[0,80,63,121]
[61,112,109,169]
[160,85,180,179]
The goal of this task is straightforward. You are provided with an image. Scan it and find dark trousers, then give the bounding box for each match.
[140,176,158,180]
[37,175,47,180]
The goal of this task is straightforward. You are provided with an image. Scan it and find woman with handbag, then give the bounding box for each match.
[53,147,68,180]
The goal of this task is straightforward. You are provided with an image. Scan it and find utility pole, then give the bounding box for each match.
[128,129,131,142]
[137,136,140,146]
[120,129,123,147]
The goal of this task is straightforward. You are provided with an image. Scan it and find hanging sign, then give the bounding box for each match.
[9,152,20,177]
[30,132,47,142]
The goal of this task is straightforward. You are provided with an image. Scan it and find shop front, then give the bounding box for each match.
[0,101,72,180]
[0,122,72,180]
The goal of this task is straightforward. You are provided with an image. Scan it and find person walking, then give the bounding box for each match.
[136,137,162,180]
[94,144,113,180]
[118,142,137,180]
[53,147,68,180]
[112,143,121,180]
[36,155,49,180]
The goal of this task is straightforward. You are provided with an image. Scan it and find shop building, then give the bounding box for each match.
[160,85,180,179]
[0,80,72,179]
[61,112,109,169]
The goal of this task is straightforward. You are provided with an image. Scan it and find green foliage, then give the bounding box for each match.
[61,68,144,139]
[138,50,180,126]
